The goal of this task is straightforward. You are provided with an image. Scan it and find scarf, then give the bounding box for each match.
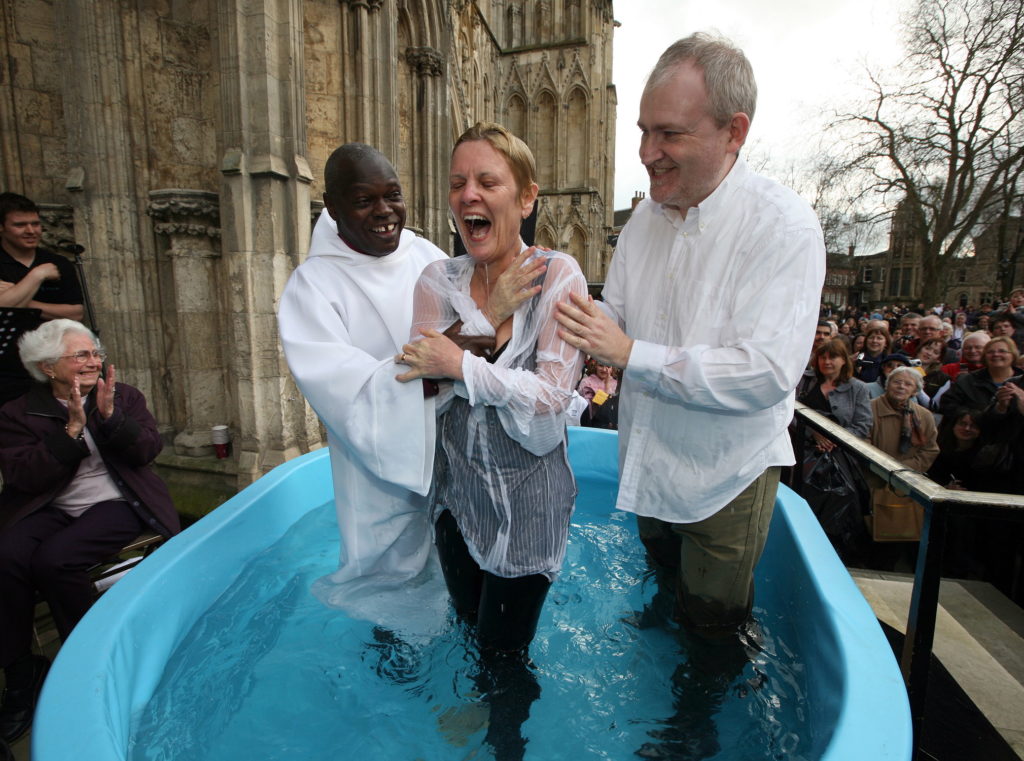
[899,400,923,453]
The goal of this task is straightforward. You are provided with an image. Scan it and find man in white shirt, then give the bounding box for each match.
[556,34,825,639]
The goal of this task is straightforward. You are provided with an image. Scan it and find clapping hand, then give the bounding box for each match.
[96,364,116,419]
[994,382,1024,415]
[66,377,87,439]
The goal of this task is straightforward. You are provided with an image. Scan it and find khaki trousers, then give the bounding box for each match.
[637,467,781,636]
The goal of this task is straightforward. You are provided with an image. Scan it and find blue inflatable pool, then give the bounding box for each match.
[33,428,911,760]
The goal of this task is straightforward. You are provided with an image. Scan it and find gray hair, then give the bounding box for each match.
[645,32,757,127]
[962,331,989,348]
[18,319,102,383]
[887,366,923,393]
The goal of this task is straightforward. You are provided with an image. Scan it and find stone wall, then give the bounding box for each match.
[0,0,615,493]
[0,1,69,201]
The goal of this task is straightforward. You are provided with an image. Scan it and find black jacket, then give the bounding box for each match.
[0,382,179,536]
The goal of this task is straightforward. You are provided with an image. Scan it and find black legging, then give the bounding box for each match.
[0,500,146,666]
[434,509,551,655]
[435,510,548,761]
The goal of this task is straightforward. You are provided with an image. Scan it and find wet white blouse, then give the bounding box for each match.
[411,249,587,578]
[412,250,587,455]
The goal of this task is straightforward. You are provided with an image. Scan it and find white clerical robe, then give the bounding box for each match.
[278,209,447,632]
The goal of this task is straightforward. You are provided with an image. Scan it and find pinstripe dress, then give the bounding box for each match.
[432,362,577,581]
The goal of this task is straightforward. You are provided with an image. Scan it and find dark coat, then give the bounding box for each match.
[854,351,886,383]
[938,367,1005,418]
[975,374,1024,495]
[0,382,179,537]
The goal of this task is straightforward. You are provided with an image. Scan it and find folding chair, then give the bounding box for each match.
[31,533,166,652]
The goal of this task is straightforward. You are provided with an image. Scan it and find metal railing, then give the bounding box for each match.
[792,402,1024,758]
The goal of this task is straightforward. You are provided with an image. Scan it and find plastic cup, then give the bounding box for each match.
[211,425,230,459]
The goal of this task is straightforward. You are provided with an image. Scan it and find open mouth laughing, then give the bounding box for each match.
[462,214,492,241]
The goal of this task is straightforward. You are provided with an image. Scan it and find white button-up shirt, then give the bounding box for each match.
[601,157,825,523]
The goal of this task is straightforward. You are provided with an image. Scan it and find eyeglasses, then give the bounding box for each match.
[59,350,107,363]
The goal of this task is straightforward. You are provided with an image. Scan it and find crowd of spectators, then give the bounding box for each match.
[798,294,1024,601]
[572,294,1024,598]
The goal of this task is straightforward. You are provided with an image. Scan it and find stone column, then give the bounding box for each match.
[146,189,226,457]
[217,0,316,485]
[55,0,161,405]
[405,45,448,245]
[507,4,522,48]
[0,6,23,192]
[536,0,550,43]
[339,0,397,153]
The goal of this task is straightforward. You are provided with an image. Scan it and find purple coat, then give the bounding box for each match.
[0,382,179,537]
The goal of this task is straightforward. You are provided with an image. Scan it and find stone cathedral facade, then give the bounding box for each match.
[0,0,616,488]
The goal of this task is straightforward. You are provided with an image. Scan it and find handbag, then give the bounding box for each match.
[871,487,924,542]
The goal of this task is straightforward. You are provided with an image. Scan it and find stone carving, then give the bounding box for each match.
[37,204,76,250]
[342,0,384,10]
[147,190,221,242]
[406,47,444,77]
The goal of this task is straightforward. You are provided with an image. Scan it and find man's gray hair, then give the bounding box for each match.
[645,32,757,127]
[18,319,101,383]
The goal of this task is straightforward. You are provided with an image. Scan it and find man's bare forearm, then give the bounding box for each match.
[29,301,85,321]
[0,279,39,308]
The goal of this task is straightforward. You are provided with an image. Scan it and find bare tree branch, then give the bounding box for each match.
[817,0,1024,304]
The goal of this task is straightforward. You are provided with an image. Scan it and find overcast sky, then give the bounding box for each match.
[611,0,909,211]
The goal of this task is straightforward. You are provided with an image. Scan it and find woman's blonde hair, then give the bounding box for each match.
[983,335,1020,365]
[452,121,537,196]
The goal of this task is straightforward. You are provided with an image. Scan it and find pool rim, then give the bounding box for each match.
[32,428,911,761]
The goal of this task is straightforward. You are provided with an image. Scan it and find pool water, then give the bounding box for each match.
[127,478,811,761]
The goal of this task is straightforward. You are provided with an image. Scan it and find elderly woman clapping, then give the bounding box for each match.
[0,320,178,743]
